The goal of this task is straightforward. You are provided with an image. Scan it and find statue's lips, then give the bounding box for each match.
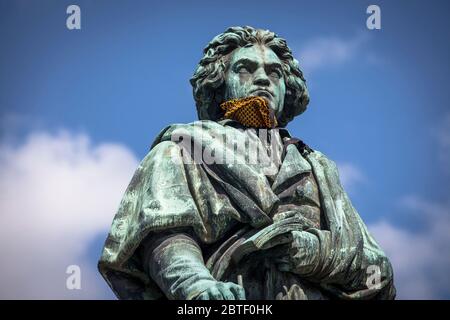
[250,89,273,100]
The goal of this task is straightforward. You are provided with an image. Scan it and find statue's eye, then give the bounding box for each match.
[269,69,282,79]
[237,66,250,74]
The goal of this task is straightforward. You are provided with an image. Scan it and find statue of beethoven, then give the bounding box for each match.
[98,26,396,300]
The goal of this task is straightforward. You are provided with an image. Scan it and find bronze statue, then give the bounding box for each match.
[98,26,396,300]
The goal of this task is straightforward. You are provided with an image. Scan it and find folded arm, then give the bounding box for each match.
[140,232,245,300]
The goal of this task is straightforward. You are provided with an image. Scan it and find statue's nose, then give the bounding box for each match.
[253,68,270,87]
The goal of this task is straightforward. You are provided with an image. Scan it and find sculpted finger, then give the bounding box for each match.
[214,283,232,300]
[229,284,246,300]
[195,292,210,300]
[261,235,292,251]
[220,287,236,300]
[207,286,224,300]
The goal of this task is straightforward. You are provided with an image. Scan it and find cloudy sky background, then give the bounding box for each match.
[0,0,449,299]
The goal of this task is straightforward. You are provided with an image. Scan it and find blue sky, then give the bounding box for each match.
[0,0,449,299]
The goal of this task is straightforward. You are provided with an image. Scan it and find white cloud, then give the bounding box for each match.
[0,130,138,299]
[337,162,367,193]
[297,33,368,77]
[369,196,450,299]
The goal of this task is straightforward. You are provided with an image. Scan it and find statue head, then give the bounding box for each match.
[190,26,309,127]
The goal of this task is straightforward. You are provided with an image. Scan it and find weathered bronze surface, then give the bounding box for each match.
[98,26,395,300]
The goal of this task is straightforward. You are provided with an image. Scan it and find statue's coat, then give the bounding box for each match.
[98,120,395,299]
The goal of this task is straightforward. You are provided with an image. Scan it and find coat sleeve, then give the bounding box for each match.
[300,151,396,299]
[98,139,224,299]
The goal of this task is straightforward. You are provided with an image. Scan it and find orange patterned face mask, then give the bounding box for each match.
[220,96,278,128]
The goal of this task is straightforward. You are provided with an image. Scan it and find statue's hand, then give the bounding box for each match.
[194,281,246,300]
[264,231,320,276]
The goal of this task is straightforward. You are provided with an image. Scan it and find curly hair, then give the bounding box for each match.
[190,26,309,127]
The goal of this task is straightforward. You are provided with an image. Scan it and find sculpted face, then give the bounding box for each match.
[224,44,286,117]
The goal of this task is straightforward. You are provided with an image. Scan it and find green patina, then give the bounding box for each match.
[98,26,395,300]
